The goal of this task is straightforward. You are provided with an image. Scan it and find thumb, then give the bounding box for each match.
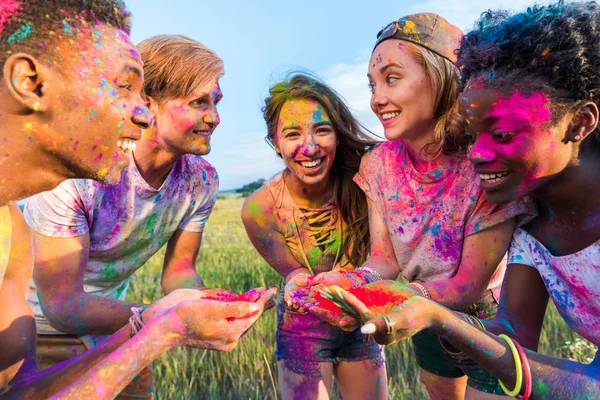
[360,316,388,335]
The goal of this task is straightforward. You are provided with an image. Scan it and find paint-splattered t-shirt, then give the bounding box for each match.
[354,140,535,292]
[508,228,600,345]
[0,206,11,289]
[24,153,218,334]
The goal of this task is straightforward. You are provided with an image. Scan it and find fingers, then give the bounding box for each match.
[294,274,319,287]
[338,315,359,332]
[338,288,374,321]
[241,287,267,302]
[360,316,388,335]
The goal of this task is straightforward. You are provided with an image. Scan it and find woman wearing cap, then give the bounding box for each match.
[242,74,388,399]
[295,13,535,399]
[333,2,600,399]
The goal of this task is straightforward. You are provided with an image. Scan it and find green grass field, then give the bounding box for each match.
[125,196,596,399]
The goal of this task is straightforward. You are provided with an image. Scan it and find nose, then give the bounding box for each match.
[467,135,496,166]
[301,132,319,156]
[202,107,220,128]
[371,87,388,109]
[132,105,153,130]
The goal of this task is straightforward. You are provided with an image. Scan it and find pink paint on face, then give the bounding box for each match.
[0,0,21,35]
[461,85,572,204]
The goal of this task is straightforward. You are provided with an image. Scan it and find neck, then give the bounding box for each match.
[0,128,73,206]
[405,132,447,173]
[534,156,600,227]
[284,170,335,208]
[133,128,182,190]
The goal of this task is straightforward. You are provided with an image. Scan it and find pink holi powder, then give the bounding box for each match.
[489,90,551,127]
[0,0,22,35]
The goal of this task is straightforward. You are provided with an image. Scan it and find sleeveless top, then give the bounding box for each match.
[0,206,11,289]
[264,171,349,275]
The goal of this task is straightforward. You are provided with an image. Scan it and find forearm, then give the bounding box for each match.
[43,292,143,335]
[360,254,400,280]
[46,316,177,400]
[3,326,132,399]
[436,309,600,399]
[421,278,484,310]
[162,263,203,294]
[285,267,311,282]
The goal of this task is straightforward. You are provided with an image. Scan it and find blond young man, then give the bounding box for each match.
[24,35,233,398]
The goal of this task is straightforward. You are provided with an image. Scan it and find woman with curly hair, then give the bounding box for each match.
[241,73,387,399]
[338,2,600,398]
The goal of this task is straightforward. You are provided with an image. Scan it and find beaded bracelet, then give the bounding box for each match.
[498,334,523,397]
[406,282,431,299]
[513,338,532,400]
[129,306,146,337]
[355,266,383,282]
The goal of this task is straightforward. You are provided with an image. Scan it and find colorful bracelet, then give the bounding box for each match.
[355,267,383,282]
[407,282,431,299]
[457,312,486,331]
[498,334,523,397]
[513,338,532,400]
[129,306,146,337]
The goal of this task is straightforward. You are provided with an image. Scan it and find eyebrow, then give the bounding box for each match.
[124,65,142,78]
[281,120,332,132]
[367,62,404,80]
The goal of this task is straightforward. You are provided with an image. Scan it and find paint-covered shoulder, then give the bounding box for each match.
[181,155,219,185]
[241,184,277,226]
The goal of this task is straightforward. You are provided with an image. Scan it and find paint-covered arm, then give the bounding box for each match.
[32,232,143,335]
[161,229,204,294]
[419,217,515,309]
[241,188,311,302]
[4,290,275,400]
[0,205,36,388]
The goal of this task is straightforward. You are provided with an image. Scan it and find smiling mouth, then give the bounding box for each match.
[298,158,324,169]
[117,139,136,153]
[479,171,511,183]
[192,130,212,137]
[381,111,400,121]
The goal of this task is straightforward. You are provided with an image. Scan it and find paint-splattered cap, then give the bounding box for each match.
[374,12,463,64]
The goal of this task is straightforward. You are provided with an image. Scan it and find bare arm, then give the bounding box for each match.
[161,229,204,294]
[421,218,516,309]
[32,233,142,335]
[0,205,36,388]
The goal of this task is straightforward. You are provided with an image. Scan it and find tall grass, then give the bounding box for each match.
[125,196,595,399]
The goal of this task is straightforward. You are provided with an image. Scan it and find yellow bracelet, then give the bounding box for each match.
[498,334,523,397]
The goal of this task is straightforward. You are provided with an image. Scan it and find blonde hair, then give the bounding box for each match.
[137,35,224,102]
[406,42,466,156]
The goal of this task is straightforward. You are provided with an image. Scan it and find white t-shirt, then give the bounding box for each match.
[508,228,600,346]
[24,153,218,334]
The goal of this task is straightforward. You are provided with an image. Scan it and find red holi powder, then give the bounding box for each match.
[0,0,21,35]
[225,309,259,322]
[312,286,407,315]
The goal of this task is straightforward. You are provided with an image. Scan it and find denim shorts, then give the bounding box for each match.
[412,289,504,395]
[275,302,385,377]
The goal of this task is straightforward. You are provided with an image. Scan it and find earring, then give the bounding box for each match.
[574,134,582,141]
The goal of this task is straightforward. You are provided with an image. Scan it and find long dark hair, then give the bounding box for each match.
[263,73,379,267]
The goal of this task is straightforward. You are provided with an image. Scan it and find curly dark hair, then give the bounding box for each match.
[0,0,131,67]
[263,73,379,268]
[457,1,600,147]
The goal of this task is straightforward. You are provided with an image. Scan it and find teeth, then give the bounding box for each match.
[381,111,400,121]
[479,172,510,182]
[118,139,136,153]
[300,159,322,168]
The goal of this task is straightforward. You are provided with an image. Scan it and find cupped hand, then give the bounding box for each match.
[170,287,278,351]
[338,285,440,346]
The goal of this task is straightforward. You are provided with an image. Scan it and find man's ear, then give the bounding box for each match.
[3,53,51,112]
[565,101,599,143]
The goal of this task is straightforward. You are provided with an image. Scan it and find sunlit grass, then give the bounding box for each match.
[126,196,594,399]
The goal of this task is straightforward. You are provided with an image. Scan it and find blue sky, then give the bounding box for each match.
[126,0,537,190]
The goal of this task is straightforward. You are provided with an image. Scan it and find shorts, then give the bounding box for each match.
[275,302,385,377]
[36,333,154,398]
[412,289,504,395]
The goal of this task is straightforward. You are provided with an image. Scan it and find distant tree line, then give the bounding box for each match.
[236,179,265,197]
